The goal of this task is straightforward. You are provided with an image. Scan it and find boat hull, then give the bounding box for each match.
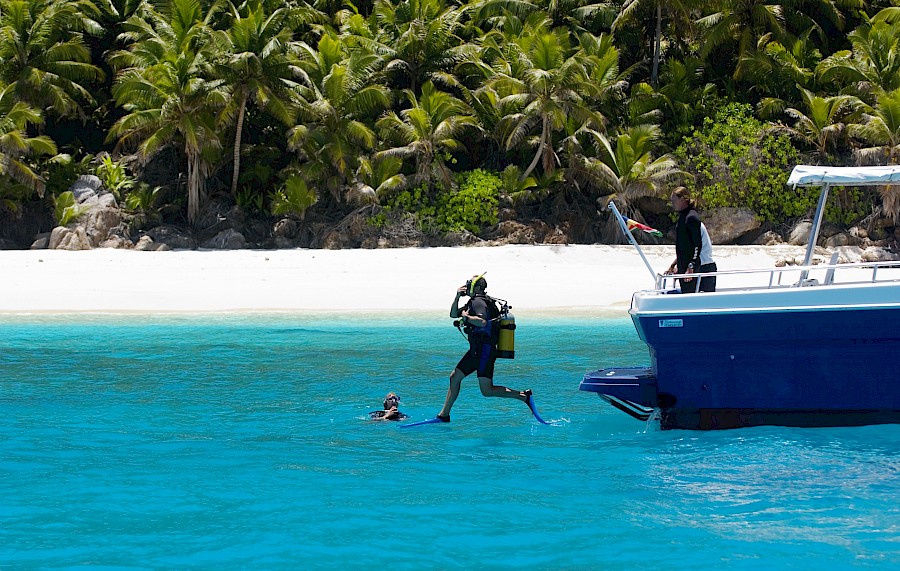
[582,282,900,429]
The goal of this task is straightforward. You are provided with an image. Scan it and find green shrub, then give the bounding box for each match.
[271,176,317,219]
[235,186,265,213]
[371,170,502,234]
[675,103,872,225]
[124,183,164,230]
[436,170,501,233]
[53,191,90,226]
[675,103,809,223]
[824,187,870,226]
[94,155,134,199]
[369,183,437,231]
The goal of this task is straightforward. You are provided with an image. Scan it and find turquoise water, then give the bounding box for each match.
[2,314,898,569]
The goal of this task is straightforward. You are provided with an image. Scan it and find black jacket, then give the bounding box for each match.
[674,208,702,274]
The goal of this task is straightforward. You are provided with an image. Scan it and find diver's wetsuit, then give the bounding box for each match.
[369,410,409,421]
[455,295,496,379]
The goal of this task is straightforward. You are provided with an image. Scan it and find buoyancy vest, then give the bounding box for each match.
[459,295,516,359]
[464,295,501,345]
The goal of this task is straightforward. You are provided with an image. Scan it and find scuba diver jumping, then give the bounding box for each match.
[434,273,541,423]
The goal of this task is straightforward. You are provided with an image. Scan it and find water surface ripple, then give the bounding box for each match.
[1,315,898,569]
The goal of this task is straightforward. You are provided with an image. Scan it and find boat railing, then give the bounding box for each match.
[654,258,900,294]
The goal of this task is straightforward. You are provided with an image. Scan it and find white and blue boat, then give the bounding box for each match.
[581,165,900,429]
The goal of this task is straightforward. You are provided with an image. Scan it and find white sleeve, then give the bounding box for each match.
[699,223,715,265]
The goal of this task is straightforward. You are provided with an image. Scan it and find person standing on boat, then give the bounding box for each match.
[434,275,537,422]
[666,187,717,293]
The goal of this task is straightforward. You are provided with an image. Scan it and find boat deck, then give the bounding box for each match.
[635,258,900,315]
[656,256,900,293]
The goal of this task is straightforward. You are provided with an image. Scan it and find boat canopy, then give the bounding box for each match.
[788,164,900,271]
[788,165,900,187]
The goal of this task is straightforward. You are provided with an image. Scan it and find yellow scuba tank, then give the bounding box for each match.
[496,313,516,359]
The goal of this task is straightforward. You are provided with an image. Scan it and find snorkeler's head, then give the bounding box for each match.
[383,392,400,409]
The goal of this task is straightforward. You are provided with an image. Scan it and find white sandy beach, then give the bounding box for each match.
[0,244,810,314]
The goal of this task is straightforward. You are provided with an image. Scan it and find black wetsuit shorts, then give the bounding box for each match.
[455,341,496,379]
[680,262,718,293]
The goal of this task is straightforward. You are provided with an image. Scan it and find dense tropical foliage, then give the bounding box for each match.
[3,0,900,247]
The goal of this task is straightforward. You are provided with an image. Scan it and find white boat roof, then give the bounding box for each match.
[788,165,900,186]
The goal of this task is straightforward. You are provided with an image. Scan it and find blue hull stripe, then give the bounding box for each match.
[635,307,900,411]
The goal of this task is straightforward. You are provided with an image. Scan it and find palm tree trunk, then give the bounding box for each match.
[521,114,549,181]
[651,3,662,87]
[188,152,200,225]
[231,91,249,197]
[887,146,900,224]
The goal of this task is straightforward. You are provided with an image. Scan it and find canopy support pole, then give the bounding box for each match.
[800,183,830,282]
[609,202,657,283]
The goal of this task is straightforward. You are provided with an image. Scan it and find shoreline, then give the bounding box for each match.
[0,244,807,315]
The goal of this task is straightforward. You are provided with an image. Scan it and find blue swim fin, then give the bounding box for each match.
[400,417,448,428]
[525,391,550,425]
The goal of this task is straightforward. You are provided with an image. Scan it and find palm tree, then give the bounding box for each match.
[652,57,717,143]
[214,0,306,197]
[780,87,857,159]
[106,0,150,18]
[740,32,821,106]
[0,83,57,197]
[612,0,693,86]
[578,31,630,120]
[849,88,900,222]
[363,0,468,93]
[553,35,631,195]
[108,0,226,225]
[698,0,788,80]
[351,154,407,204]
[288,33,391,206]
[782,0,860,53]
[469,0,616,33]
[588,124,682,242]
[376,80,478,189]
[492,23,605,182]
[817,17,900,103]
[0,0,105,119]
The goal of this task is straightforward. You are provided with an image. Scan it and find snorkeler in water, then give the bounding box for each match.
[370,392,409,421]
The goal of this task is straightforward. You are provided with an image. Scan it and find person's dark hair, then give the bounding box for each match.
[672,186,695,209]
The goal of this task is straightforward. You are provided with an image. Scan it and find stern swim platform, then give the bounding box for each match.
[579,367,657,421]
[582,260,900,429]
